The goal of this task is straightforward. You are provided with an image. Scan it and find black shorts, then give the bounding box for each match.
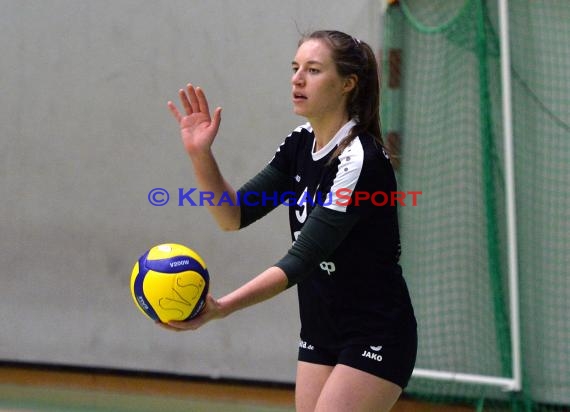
[297,332,417,389]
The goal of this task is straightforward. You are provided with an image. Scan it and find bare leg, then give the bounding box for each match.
[314,364,402,412]
[295,361,334,412]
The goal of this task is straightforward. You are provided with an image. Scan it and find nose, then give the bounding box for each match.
[291,70,304,86]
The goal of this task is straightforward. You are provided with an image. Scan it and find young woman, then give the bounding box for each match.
[166,30,417,412]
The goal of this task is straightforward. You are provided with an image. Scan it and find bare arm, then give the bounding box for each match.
[163,266,289,331]
[186,149,240,231]
[168,84,240,231]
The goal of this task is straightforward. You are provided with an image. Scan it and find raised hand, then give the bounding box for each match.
[167,84,222,157]
[168,84,240,230]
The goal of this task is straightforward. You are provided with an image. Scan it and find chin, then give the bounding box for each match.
[292,106,309,117]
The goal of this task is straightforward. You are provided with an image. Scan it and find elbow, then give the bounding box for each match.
[218,217,241,232]
[219,222,240,232]
[215,207,241,232]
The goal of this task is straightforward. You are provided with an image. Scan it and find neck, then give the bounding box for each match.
[310,114,350,152]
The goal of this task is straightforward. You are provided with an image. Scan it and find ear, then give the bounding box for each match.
[343,74,358,94]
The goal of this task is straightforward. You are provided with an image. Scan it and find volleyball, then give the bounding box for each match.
[130,243,209,323]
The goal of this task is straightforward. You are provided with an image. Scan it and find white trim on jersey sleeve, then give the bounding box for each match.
[296,122,313,134]
[269,122,312,163]
[325,136,364,213]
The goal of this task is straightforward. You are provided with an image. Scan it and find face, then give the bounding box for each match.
[291,39,354,122]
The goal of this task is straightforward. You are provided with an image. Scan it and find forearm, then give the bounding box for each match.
[189,150,240,231]
[275,205,359,286]
[217,266,289,318]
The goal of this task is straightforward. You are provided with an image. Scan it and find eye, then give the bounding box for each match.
[308,68,320,74]
[292,66,299,73]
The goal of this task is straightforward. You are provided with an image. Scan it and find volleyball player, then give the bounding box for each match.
[166,30,417,412]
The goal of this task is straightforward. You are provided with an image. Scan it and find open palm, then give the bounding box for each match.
[168,84,222,156]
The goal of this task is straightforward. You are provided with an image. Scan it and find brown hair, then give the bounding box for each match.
[298,30,382,158]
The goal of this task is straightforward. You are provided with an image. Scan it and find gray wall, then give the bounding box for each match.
[0,0,382,383]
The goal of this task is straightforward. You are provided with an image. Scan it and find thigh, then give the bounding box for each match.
[314,364,402,412]
[295,361,334,412]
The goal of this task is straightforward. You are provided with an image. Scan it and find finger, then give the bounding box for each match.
[209,107,222,135]
[156,321,182,332]
[168,319,201,330]
[179,88,193,115]
[167,101,182,123]
[195,87,210,116]
[186,84,201,114]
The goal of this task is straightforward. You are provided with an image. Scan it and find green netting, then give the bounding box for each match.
[380,1,570,411]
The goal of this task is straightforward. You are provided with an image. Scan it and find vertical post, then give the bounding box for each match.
[380,1,404,171]
[497,0,522,392]
[476,0,512,380]
[386,48,402,170]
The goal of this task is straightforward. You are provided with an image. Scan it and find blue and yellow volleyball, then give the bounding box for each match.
[130,243,209,323]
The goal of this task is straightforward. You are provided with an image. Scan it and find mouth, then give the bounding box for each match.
[292,92,307,102]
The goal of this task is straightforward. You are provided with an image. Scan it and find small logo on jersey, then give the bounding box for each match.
[299,340,314,350]
[362,346,383,362]
[319,261,336,275]
[295,174,301,182]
